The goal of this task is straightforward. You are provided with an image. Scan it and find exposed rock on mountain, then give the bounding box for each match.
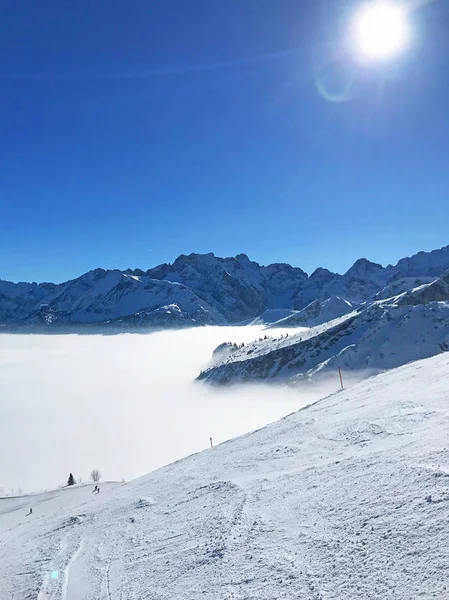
[1,245,449,330]
[198,300,449,385]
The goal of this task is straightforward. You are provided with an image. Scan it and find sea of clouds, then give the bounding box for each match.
[0,327,340,493]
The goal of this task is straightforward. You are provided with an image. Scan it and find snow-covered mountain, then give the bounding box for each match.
[1,245,449,330]
[267,296,355,328]
[238,308,299,326]
[2,353,449,599]
[146,252,308,321]
[395,270,449,305]
[199,291,449,385]
[0,269,222,330]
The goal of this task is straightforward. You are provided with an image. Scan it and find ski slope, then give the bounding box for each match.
[2,353,449,599]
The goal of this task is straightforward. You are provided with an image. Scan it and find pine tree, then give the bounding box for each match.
[67,473,75,486]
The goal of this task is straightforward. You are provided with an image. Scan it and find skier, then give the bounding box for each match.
[92,485,98,493]
[26,508,32,516]
[97,486,100,494]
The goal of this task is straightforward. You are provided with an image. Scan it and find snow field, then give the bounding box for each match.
[1,352,449,598]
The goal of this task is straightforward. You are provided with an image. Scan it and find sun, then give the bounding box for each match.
[349,2,411,62]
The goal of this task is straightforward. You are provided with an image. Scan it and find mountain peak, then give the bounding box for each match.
[390,245,449,278]
[2,246,449,331]
[310,267,334,280]
[171,252,216,268]
[346,258,383,276]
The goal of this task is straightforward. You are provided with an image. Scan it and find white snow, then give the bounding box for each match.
[1,352,449,598]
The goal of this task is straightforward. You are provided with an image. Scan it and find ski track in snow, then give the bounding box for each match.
[35,534,83,600]
[2,353,449,598]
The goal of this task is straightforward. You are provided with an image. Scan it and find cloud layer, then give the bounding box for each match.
[0,328,337,493]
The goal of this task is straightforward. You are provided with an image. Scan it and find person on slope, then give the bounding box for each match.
[92,485,98,493]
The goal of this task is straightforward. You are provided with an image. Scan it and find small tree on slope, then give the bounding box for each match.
[91,469,101,483]
[67,473,75,486]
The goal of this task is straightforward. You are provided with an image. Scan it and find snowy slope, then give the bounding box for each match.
[2,354,449,599]
[0,270,223,329]
[199,300,449,385]
[389,245,449,278]
[298,259,389,307]
[295,246,449,307]
[2,245,449,330]
[374,276,436,300]
[239,308,299,326]
[268,296,354,328]
[395,271,449,305]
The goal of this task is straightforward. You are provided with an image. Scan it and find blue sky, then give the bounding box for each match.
[1,0,448,283]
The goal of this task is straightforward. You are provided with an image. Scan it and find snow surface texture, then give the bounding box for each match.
[2,353,449,599]
[2,245,449,330]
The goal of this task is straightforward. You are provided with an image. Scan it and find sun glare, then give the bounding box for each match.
[349,2,411,62]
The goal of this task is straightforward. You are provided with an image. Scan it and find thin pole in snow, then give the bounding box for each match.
[210,437,213,448]
[338,367,344,389]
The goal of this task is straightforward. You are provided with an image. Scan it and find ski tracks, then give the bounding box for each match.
[36,534,84,600]
[97,552,113,600]
[61,538,84,600]
[95,520,137,600]
[225,475,318,599]
[212,478,286,598]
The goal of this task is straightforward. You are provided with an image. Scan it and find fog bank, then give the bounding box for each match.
[0,328,339,493]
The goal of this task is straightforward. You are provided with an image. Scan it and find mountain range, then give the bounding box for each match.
[1,245,449,331]
[199,269,449,385]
